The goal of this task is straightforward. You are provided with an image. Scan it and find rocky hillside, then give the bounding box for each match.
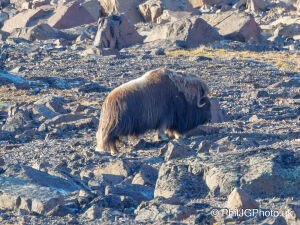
[0,0,299,224]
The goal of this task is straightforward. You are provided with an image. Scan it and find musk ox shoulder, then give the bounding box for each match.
[96,67,211,155]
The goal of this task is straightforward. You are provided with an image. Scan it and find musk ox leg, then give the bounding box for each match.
[164,129,186,140]
[109,142,118,156]
[95,129,105,153]
[173,131,186,140]
[158,129,169,141]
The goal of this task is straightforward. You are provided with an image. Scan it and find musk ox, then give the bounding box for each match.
[96,67,211,155]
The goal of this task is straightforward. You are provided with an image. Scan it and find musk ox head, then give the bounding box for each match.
[96,67,211,155]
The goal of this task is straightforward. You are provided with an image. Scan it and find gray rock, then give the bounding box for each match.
[47,1,95,29]
[145,16,222,48]
[38,113,98,132]
[82,204,102,219]
[94,14,143,50]
[81,0,102,21]
[93,158,138,177]
[151,48,165,55]
[0,30,9,41]
[226,187,259,210]
[197,140,211,153]
[0,157,5,167]
[135,201,197,222]
[132,164,158,186]
[10,23,59,41]
[3,165,81,193]
[105,184,154,203]
[78,83,110,93]
[0,176,63,215]
[35,95,68,114]
[99,0,144,24]
[164,141,190,161]
[138,0,163,23]
[2,7,53,33]
[154,162,209,199]
[191,149,300,197]
[88,174,124,193]
[31,104,58,121]
[201,11,262,42]
[2,105,32,133]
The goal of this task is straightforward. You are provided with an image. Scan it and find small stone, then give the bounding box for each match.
[0,157,5,166]
[82,204,102,219]
[226,188,259,211]
[105,184,153,203]
[249,115,260,122]
[93,159,135,177]
[151,48,165,55]
[197,140,211,153]
[132,165,158,186]
[190,56,212,61]
[9,66,26,73]
[164,141,190,161]
[256,90,269,98]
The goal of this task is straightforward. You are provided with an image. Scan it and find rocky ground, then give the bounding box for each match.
[0,0,300,224]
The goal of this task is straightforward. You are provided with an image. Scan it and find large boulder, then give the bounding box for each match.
[100,0,197,24]
[81,0,103,21]
[154,162,209,199]
[201,10,262,42]
[93,14,143,50]
[48,1,95,29]
[145,16,222,48]
[156,10,193,24]
[138,0,164,23]
[0,176,64,215]
[10,23,59,41]
[99,0,143,24]
[1,7,53,33]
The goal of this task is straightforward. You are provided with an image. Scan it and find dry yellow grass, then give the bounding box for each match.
[166,47,300,73]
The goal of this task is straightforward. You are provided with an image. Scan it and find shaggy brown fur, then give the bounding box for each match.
[96,68,211,155]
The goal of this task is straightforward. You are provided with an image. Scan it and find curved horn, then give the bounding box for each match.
[197,92,206,108]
